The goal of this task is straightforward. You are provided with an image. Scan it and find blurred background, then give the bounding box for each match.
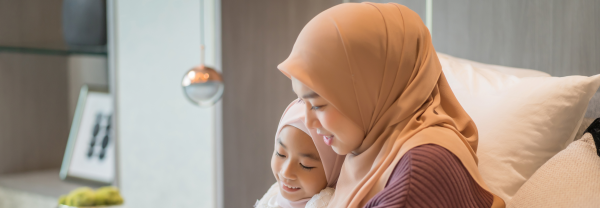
[0,0,598,208]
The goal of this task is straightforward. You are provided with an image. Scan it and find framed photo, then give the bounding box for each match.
[60,85,115,185]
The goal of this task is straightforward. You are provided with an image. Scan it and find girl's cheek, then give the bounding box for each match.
[271,154,285,178]
[270,159,279,176]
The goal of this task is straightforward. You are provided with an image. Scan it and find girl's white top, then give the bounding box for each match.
[255,182,335,208]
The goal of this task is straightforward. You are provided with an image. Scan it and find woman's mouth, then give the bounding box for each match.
[323,135,333,146]
[281,182,301,192]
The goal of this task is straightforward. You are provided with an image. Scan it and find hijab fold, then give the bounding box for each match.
[278,2,505,207]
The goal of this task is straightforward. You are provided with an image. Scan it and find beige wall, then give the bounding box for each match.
[432,0,600,77]
[0,0,69,174]
[0,53,69,174]
[0,0,108,175]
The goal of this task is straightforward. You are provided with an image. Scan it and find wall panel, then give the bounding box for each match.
[111,1,216,207]
[350,0,426,21]
[0,0,70,174]
[0,53,69,174]
[433,0,600,76]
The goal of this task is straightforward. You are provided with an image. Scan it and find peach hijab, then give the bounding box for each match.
[278,2,504,208]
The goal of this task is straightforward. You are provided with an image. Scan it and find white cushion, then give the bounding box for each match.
[508,133,600,208]
[438,53,600,201]
[438,53,551,79]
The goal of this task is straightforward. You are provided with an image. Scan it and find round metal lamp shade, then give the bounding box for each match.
[181,65,224,107]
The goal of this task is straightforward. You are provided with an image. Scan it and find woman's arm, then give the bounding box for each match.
[364,144,493,208]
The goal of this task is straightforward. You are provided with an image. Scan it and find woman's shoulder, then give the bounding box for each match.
[383,144,462,194]
[385,144,459,184]
[364,144,494,208]
[398,143,458,169]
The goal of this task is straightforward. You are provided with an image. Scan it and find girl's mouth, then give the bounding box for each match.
[281,182,301,192]
[323,135,333,146]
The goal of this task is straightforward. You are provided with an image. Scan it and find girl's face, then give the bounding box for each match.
[271,126,327,201]
[292,77,365,155]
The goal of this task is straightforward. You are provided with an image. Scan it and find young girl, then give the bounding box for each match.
[255,100,344,208]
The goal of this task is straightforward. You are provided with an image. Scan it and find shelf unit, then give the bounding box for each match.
[0,1,110,206]
[0,46,108,207]
[0,45,107,56]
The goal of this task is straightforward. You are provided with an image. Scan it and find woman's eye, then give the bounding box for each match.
[300,163,315,170]
[276,152,286,158]
[310,105,325,110]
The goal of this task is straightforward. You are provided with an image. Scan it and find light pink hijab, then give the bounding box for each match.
[273,100,345,208]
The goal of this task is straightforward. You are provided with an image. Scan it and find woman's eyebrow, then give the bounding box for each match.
[300,153,320,161]
[302,92,319,99]
[277,138,287,149]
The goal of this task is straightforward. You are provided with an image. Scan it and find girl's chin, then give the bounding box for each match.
[280,192,307,202]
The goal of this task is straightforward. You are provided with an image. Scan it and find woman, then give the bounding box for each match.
[278,2,505,208]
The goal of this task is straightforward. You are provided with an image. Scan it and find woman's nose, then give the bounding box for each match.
[304,105,321,129]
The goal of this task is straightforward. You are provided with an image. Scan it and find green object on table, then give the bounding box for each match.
[58,195,68,205]
[95,186,124,205]
[66,187,96,206]
[58,186,124,206]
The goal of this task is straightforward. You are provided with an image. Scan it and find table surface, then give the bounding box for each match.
[0,169,98,198]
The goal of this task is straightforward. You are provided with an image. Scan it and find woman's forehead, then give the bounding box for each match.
[291,77,314,97]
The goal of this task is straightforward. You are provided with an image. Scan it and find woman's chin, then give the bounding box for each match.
[331,144,351,155]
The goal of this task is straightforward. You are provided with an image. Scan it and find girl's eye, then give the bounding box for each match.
[300,163,315,170]
[276,151,286,158]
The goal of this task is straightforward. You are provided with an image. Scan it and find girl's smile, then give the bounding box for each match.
[280,181,301,193]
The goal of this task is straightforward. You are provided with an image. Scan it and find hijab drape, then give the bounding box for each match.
[278,3,504,207]
[274,100,345,208]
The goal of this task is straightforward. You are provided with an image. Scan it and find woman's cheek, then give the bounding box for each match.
[317,111,337,134]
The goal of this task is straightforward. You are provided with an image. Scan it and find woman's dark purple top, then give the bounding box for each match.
[363,144,494,208]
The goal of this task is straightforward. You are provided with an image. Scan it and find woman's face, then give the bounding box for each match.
[292,77,365,155]
[271,126,327,201]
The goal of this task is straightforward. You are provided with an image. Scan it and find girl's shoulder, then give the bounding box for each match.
[306,187,335,208]
[255,182,281,208]
[255,183,336,208]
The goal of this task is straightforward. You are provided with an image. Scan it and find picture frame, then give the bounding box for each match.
[60,85,115,185]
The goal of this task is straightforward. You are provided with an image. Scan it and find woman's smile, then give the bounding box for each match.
[317,129,334,146]
[321,135,333,146]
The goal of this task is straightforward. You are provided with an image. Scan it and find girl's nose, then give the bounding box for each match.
[279,160,296,180]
